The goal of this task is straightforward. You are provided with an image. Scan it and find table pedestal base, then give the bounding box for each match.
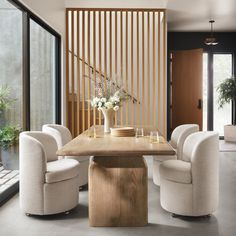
[89,156,148,227]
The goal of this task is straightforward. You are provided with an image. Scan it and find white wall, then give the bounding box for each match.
[20,0,65,36]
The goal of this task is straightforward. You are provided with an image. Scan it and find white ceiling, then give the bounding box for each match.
[66,0,236,32]
[167,0,236,32]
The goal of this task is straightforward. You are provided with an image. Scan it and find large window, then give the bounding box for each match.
[0,0,61,132]
[30,19,57,130]
[0,0,22,127]
[0,0,61,203]
[0,0,61,201]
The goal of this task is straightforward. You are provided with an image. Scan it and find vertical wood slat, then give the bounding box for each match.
[77,10,80,134]
[93,11,96,126]
[82,11,85,132]
[120,11,123,126]
[115,11,118,125]
[147,12,150,127]
[163,12,167,137]
[109,11,112,92]
[152,12,156,128]
[71,11,75,137]
[88,11,91,129]
[131,11,134,126]
[125,11,128,125]
[136,11,140,126]
[66,10,69,129]
[104,11,107,91]
[98,11,102,125]
[142,11,145,127]
[157,12,161,130]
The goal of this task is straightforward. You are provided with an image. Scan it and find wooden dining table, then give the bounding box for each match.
[57,126,175,227]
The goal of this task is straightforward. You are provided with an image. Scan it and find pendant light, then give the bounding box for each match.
[204,20,219,46]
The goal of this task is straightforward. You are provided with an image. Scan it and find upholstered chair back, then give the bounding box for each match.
[20,131,80,215]
[183,131,219,214]
[42,124,72,148]
[170,124,199,160]
[25,132,58,161]
[20,132,58,214]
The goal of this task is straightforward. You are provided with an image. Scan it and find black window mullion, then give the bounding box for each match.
[55,37,61,124]
[22,11,30,131]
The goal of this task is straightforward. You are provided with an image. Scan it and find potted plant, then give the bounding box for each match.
[217,76,236,142]
[0,125,21,170]
[0,85,21,169]
[0,85,16,127]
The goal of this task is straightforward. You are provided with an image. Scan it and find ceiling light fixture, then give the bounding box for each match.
[204,20,219,46]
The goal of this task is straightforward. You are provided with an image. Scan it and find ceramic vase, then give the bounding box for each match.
[101,108,114,133]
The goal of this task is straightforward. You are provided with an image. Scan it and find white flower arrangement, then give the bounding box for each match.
[90,77,130,111]
[91,91,121,111]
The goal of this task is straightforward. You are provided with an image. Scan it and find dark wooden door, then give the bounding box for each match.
[171,48,203,130]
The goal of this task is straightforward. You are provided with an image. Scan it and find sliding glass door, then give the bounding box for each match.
[30,19,57,130]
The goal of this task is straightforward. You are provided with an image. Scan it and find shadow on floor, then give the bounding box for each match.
[29,204,88,221]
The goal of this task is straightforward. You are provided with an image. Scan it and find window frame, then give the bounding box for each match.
[8,0,61,130]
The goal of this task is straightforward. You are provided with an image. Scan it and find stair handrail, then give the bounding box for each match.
[69,50,140,104]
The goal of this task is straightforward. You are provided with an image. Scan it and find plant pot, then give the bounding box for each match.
[224,125,236,142]
[1,144,19,170]
[101,108,114,133]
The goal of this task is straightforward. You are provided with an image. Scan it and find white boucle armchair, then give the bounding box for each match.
[160,131,219,216]
[153,124,199,186]
[42,124,90,187]
[19,132,80,215]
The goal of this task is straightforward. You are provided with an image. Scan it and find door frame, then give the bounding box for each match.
[167,50,235,139]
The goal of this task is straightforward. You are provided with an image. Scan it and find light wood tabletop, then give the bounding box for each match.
[56,126,175,157]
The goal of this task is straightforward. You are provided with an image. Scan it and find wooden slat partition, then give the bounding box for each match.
[66,8,167,137]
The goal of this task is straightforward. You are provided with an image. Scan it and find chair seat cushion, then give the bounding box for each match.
[65,155,91,162]
[46,159,80,183]
[160,160,192,184]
